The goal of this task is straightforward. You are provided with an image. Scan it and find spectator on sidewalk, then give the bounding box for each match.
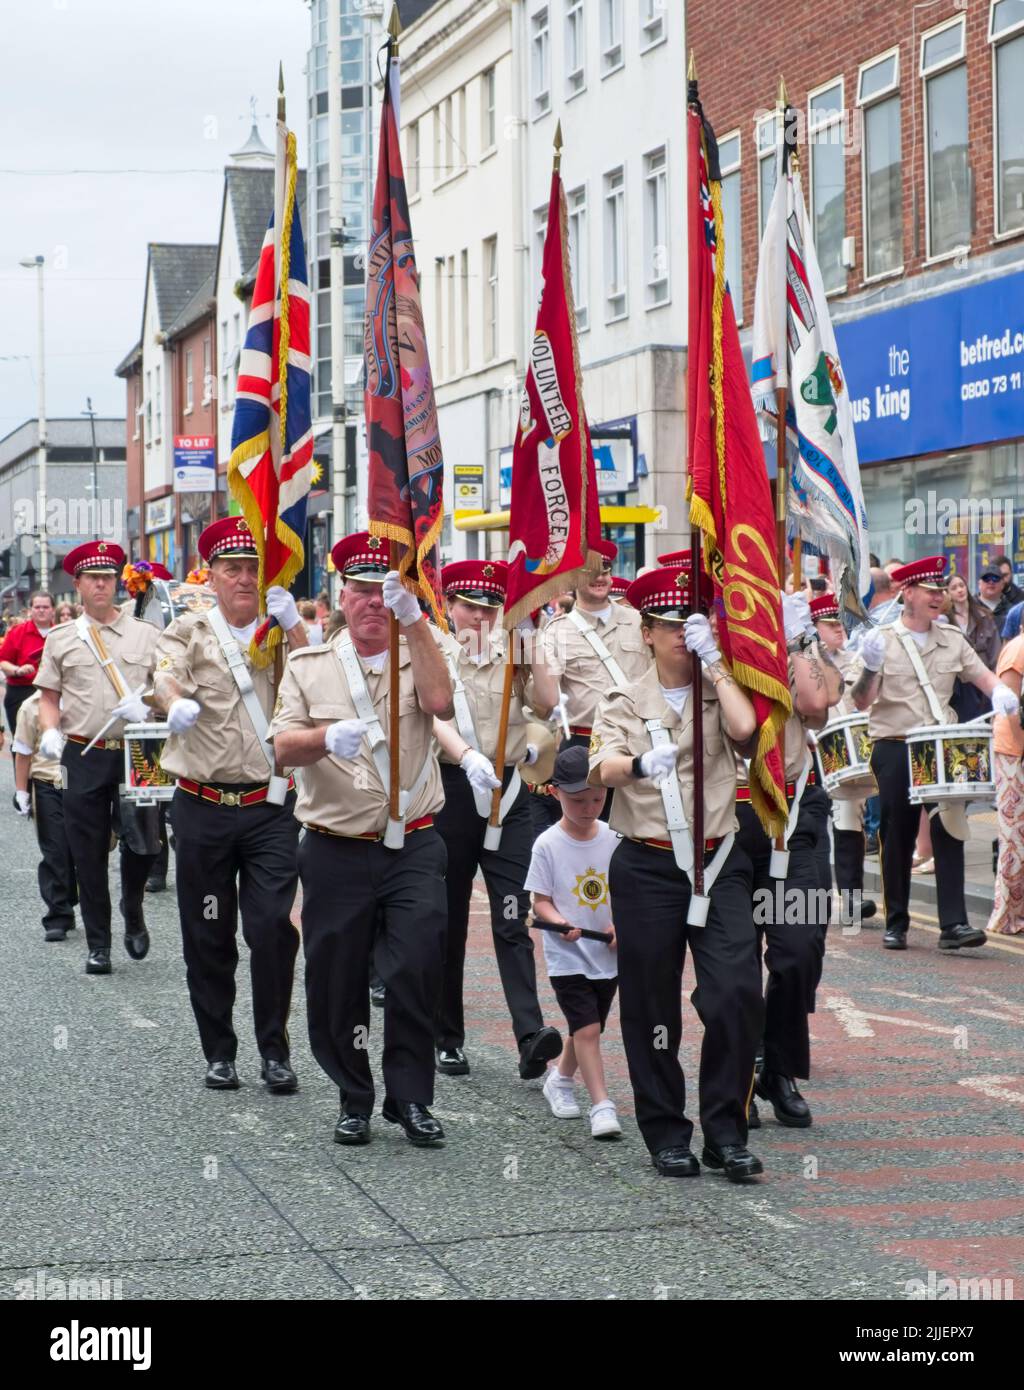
[1001,600,1023,643]
[987,631,1024,936]
[994,555,1024,610]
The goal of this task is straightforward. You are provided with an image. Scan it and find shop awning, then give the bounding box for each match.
[454,504,661,532]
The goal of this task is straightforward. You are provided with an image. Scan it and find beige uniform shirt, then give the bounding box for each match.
[589,663,741,841]
[12,690,62,786]
[734,648,832,785]
[832,645,863,717]
[153,611,280,784]
[436,629,537,767]
[34,611,158,740]
[542,604,653,728]
[867,620,991,739]
[267,634,443,836]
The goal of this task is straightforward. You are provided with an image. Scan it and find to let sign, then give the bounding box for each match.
[173,435,216,493]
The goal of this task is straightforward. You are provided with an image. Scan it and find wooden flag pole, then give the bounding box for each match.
[388,541,401,824]
[687,50,706,899]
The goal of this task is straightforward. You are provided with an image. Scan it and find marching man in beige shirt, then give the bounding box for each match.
[151,517,307,1094]
[11,689,78,942]
[34,540,159,974]
[588,565,765,1184]
[270,532,454,1149]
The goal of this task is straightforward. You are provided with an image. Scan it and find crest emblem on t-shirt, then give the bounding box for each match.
[572,867,608,912]
[588,731,602,755]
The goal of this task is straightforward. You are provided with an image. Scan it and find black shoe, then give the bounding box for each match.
[205,1061,239,1090]
[381,1099,445,1146]
[518,1025,563,1080]
[755,1071,812,1128]
[747,1097,761,1129]
[651,1146,700,1177]
[124,927,150,961]
[859,898,877,920]
[145,877,167,894]
[702,1142,764,1182]
[938,923,987,950]
[883,926,908,950]
[334,1111,371,1145]
[260,1058,298,1094]
[44,926,68,942]
[85,949,111,975]
[370,982,385,1008]
[436,1047,470,1076]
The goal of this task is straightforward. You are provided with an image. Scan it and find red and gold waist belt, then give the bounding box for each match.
[630,835,724,853]
[569,725,592,737]
[178,776,295,807]
[736,771,816,802]
[67,733,122,751]
[305,814,434,842]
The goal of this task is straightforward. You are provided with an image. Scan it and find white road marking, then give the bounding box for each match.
[120,1006,157,1030]
[824,994,876,1039]
[866,988,966,1004]
[958,1075,1024,1106]
[965,1008,1020,1023]
[964,986,1024,1017]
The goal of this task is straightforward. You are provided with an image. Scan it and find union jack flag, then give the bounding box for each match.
[228,116,312,664]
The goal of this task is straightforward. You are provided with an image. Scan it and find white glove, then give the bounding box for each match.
[382,571,421,627]
[461,748,501,793]
[266,585,300,632]
[524,743,539,766]
[553,691,570,728]
[782,592,814,643]
[39,728,64,760]
[683,613,721,665]
[325,718,368,759]
[14,789,31,816]
[639,745,678,784]
[859,630,887,672]
[992,683,1019,718]
[167,697,201,733]
[112,685,150,723]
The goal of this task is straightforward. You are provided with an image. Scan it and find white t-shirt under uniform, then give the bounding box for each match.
[525,822,619,980]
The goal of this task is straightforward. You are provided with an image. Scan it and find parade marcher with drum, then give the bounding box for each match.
[11,689,78,942]
[34,541,160,974]
[270,532,454,1148]
[810,593,877,924]
[852,555,1018,952]
[736,588,843,1130]
[151,518,307,1093]
[588,565,765,1183]
[430,559,564,1081]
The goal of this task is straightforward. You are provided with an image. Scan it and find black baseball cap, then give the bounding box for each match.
[980,569,1001,582]
[551,744,592,793]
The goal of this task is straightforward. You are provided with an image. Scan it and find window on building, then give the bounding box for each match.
[232,313,241,400]
[154,362,162,439]
[458,85,467,170]
[407,119,420,197]
[808,79,846,292]
[220,319,230,403]
[603,165,627,320]
[718,132,743,321]
[531,8,550,118]
[482,67,497,150]
[991,1,1024,235]
[144,371,151,441]
[460,248,470,370]
[566,0,585,96]
[341,34,364,87]
[202,337,212,403]
[533,203,548,307]
[601,0,623,74]
[858,50,902,279]
[757,111,779,242]
[567,184,589,331]
[640,0,665,49]
[434,260,444,377]
[643,146,669,307]
[443,94,454,179]
[483,235,498,360]
[185,349,194,412]
[921,16,970,258]
[433,104,443,185]
[447,254,457,378]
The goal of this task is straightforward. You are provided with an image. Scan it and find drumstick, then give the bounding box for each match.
[79,683,149,755]
[90,624,128,700]
[527,917,613,944]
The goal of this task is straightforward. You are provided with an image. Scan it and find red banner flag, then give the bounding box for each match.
[504,163,601,628]
[364,46,445,627]
[687,95,792,837]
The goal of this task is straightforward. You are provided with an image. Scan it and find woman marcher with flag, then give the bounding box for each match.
[431,559,564,1081]
[587,565,766,1183]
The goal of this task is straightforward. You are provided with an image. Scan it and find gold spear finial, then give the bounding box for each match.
[277,62,285,123]
[688,50,697,82]
[388,3,401,45]
[553,119,563,173]
[777,74,788,109]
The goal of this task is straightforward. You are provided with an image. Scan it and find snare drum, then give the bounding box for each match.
[122,722,176,804]
[905,718,995,806]
[813,710,876,799]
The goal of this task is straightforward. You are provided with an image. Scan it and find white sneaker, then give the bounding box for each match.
[589,1101,622,1140]
[542,1069,581,1118]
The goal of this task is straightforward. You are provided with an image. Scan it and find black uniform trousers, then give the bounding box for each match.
[736,782,831,1081]
[33,779,78,933]
[169,787,300,1064]
[299,825,447,1114]
[434,764,543,1051]
[4,683,35,738]
[834,827,865,898]
[609,837,763,1155]
[528,786,562,838]
[870,739,966,935]
[60,744,156,953]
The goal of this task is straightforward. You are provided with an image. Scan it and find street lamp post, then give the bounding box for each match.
[82,396,99,532]
[19,255,47,590]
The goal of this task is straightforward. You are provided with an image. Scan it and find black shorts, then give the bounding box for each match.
[550,973,619,1035]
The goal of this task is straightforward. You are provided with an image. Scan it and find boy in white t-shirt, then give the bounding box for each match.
[525,746,621,1139]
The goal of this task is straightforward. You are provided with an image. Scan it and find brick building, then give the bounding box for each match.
[689,0,1024,587]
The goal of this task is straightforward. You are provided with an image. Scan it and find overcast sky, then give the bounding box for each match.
[0,0,309,440]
